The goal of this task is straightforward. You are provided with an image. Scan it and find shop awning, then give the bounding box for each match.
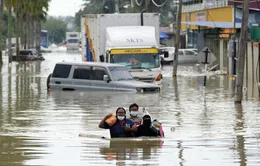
[181,21,242,28]
[160,32,171,40]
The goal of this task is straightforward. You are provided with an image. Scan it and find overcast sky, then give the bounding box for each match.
[48,0,85,16]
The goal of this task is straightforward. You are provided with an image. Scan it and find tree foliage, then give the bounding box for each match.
[0,0,51,64]
[74,0,177,30]
[42,17,67,44]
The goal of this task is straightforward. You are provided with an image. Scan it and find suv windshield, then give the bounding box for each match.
[110,53,160,70]
[108,66,133,81]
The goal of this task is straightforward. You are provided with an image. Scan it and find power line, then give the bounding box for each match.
[135,0,144,6]
[151,0,169,7]
[202,3,216,28]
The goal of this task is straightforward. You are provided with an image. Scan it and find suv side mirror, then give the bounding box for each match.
[100,55,104,62]
[103,75,110,83]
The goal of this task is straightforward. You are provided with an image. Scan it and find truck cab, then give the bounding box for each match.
[100,26,162,84]
[81,13,162,84]
[66,32,80,50]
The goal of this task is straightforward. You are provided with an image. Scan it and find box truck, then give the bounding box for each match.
[66,32,80,50]
[81,13,162,84]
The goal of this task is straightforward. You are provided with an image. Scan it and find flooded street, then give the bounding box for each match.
[1,48,260,166]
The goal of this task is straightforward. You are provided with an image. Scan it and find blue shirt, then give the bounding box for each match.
[104,118,134,138]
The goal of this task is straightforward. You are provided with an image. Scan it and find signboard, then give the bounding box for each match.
[196,12,207,22]
[228,41,234,57]
[197,46,216,65]
[110,48,158,55]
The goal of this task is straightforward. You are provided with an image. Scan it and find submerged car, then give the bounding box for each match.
[47,62,160,92]
[160,47,198,64]
[17,49,45,61]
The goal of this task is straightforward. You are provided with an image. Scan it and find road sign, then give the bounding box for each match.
[197,46,217,65]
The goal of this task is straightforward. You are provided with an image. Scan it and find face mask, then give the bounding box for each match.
[130,111,138,117]
[117,116,125,121]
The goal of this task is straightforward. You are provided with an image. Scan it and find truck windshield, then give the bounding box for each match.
[108,66,134,81]
[110,53,160,69]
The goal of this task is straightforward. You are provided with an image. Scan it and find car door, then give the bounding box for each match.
[90,66,114,91]
[50,64,72,90]
[178,50,185,63]
[72,66,93,90]
[184,50,197,63]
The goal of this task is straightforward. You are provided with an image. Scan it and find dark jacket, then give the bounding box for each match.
[104,119,134,138]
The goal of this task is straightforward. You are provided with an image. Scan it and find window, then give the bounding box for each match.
[73,67,91,80]
[52,64,72,78]
[108,66,133,81]
[20,51,33,56]
[92,67,107,81]
[68,39,79,43]
[178,51,184,56]
[73,67,107,81]
[20,51,29,56]
[185,50,195,56]
[69,34,77,37]
[110,53,160,69]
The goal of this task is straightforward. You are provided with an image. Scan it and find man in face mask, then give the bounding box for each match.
[129,103,142,126]
[99,107,134,138]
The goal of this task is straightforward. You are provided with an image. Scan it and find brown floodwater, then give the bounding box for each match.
[0,48,260,166]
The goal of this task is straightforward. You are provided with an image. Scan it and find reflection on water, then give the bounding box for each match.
[98,139,163,163]
[0,52,260,166]
[0,135,49,166]
[234,104,247,166]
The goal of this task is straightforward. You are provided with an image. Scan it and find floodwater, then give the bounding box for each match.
[0,48,260,166]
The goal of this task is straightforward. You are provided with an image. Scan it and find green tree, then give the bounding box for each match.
[18,0,50,50]
[74,0,176,30]
[5,0,15,63]
[0,0,50,64]
[0,1,16,64]
[42,17,67,44]
[74,0,104,30]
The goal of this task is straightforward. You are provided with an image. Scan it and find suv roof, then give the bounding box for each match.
[56,61,125,68]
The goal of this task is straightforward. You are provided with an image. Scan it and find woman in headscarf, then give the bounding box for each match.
[125,115,161,137]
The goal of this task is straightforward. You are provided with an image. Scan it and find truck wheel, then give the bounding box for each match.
[47,73,52,90]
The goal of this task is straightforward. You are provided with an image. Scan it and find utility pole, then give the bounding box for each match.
[234,0,249,103]
[232,4,237,77]
[172,0,183,76]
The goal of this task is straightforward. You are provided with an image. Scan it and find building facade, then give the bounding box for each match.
[181,0,260,49]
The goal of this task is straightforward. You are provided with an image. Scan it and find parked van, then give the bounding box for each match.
[47,62,160,92]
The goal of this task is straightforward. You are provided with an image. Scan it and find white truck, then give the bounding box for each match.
[66,32,80,50]
[81,13,162,84]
